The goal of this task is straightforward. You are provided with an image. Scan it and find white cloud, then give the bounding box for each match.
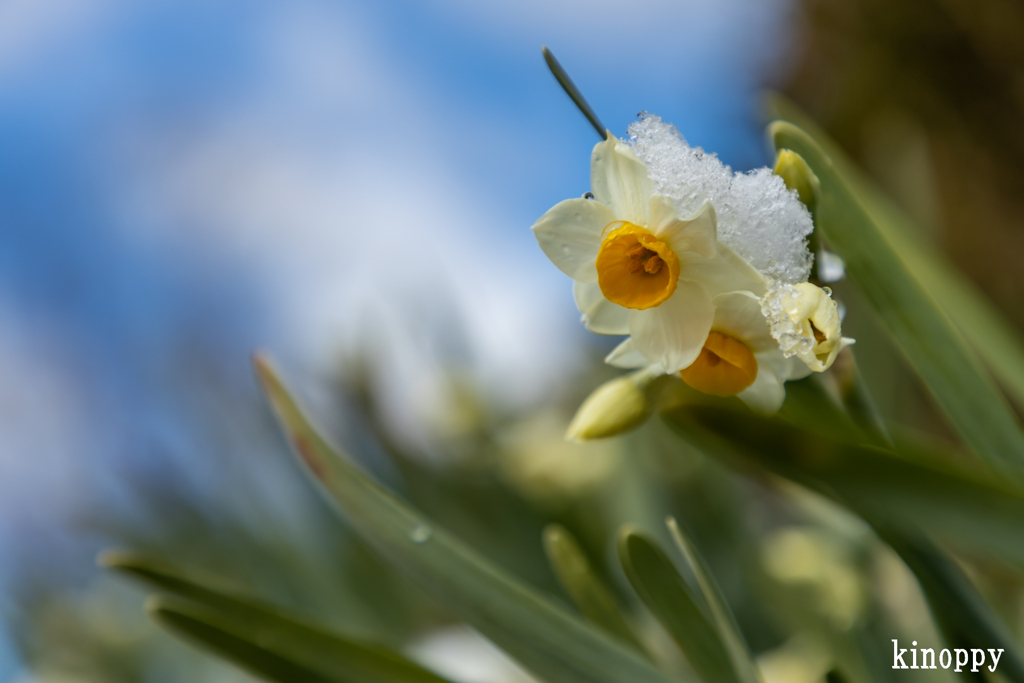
[101,0,800,438]
[421,0,790,69]
[107,2,587,430]
[0,0,115,80]
[0,298,91,524]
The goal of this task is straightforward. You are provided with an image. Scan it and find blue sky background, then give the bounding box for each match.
[0,0,797,673]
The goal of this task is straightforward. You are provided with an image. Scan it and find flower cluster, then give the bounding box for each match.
[532,116,852,419]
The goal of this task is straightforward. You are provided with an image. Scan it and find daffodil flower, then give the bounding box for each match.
[761,282,854,372]
[532,134,764,373]
[607,291,813,413]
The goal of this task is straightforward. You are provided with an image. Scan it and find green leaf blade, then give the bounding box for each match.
[664,405,1024,562]
[542,524,646,653]
[148,597,336,683]
[618,528,745,683]
[253,354,687,683]
[665,519,762,683]
[769,121,1024,475]
[102,552,452,683]
[542,46,605,139]
[765,94,1024,409]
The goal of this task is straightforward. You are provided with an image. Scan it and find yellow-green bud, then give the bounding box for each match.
[566,368,665,442]
[774,149,820,210]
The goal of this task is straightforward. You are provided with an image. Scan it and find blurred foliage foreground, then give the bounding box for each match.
[25,60,1024,683]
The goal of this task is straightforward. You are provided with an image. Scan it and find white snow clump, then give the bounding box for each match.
[626,113,814,284]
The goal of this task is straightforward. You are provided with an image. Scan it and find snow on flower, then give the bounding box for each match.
[627,114,815,284]
[761,281,853,373]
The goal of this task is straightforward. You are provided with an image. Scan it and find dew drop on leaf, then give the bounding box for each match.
[409,524,432,543]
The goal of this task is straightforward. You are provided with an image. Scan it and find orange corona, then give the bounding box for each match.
[595,223,679,310]
[679,332,758,397]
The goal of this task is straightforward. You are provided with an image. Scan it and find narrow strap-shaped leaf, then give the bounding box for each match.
[665,520,763,683]
[101,551,317,628]
[618,528,745,683]
[149,597,338,683]
[542,524,647,653]
[769,121,1024,476]
[663,405,1024,562]
[102,552,453,683]
[253,354,687,683]
[766,94,1024,409]
[779,374,865,445]
[831,351,893,448]
[876,529,1024,683]
[542,46,605,139]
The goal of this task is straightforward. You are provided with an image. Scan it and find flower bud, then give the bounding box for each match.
[566,368,666,441]
[774,149,820,211]
[761,282,851,372]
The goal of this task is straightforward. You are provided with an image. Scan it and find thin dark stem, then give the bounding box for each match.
[542,46,606,139]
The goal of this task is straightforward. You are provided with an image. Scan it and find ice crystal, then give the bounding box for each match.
[627,114,814,283]
[760,281,814,358]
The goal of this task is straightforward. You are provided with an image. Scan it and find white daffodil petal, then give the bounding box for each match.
[605,338,653,369]
[738,361,786,413]
[628,280,713,373]
[711,291,776,352]
[680,243,768,298]
[591,135,652,226]
[759,348,814,385]
[573,280,629,335]
[652,197,716,259]
[531,198,615,282]
[790,360,815,383]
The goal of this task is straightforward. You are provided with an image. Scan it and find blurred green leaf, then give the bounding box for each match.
[542,524,646,653]
[618,528,750,683]
[769,118,1024,476]
[102,552,452,683]
[766,94,1024,410]
[830,351,893,448]
[253,354,687,683]
[878,530,1024,683]
[665,519,762,683]
[778,374,865,444]
[663,405,1024,562]
[148,597,336,683]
